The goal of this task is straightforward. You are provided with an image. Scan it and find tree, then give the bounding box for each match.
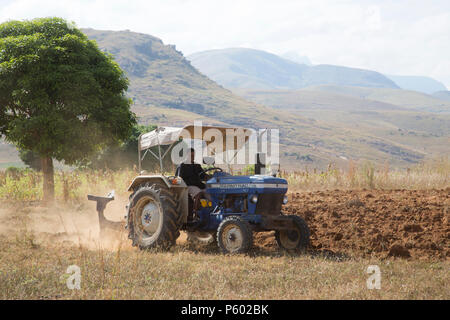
[0,18,136,203]
[18,149,42,171]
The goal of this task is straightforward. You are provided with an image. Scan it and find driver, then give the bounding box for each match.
[177,148,209,199]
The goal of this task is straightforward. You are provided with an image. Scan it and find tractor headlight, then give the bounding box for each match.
[250,194,258,204]
[283,195,288,204]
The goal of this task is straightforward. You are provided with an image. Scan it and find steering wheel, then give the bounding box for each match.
[203,167,223,176]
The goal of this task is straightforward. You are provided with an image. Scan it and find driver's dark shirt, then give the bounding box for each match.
[177,163,208,189]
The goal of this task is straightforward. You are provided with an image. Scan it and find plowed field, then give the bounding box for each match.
[256,189,449,259]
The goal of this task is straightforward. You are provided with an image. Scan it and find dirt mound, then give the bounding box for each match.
[255,189,449,260]
[388,244,411,258]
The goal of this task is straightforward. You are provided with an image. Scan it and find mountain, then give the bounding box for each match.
[235,88,450,160]
[387,75,447,94]
[82,29,262,124]
[187,48,308,90]
[0,139,20,169]
[299,85,450,113]
[78,31,443,168]
[187,48,399,90]
[281,51,312,66]
[1,29,446,169]
[432,91,450,102]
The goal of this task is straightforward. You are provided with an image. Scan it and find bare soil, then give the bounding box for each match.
[256,189,449,260]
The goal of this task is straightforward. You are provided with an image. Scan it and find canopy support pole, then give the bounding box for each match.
[138,134,143,173]
[156,131,163,173]
[158,145,163,173]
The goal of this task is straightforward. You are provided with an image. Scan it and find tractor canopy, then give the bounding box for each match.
[138,125,254,172]
[139,125,254,151]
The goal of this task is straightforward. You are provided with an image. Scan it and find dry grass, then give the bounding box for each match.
[281,157,449,191]
[0,158,448,300]
[0,157,448,202]
[0,232,448,300]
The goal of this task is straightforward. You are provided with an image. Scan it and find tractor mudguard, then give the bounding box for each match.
[127,175,189,226]
[260,215,296,230]
[127,175,186,192]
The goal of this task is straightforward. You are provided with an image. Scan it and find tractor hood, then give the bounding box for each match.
[206,174,288,194]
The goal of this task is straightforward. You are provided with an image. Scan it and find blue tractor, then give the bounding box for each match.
[88,125,310,254]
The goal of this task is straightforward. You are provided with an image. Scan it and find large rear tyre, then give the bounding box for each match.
[275,215,310,253]
[127,184,181,250]
[217,217,253,254]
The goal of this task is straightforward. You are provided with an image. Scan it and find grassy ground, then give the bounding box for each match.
[0,233,448,300]
[0,159,448,300]
[0,157,448,201]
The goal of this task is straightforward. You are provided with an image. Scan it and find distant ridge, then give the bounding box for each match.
[299,85,450,113]
[387,75,447,94]
[187,48,399,90]
[1,28,447,169]
[281,51,312,66]
[81,30,438,168]
[432,90,450,102]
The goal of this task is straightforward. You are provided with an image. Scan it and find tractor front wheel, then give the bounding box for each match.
[275,215,310,253]
[217,217,253,254]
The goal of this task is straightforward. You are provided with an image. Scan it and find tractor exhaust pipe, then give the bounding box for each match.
[87,191,123,233]
[255,153,266,175]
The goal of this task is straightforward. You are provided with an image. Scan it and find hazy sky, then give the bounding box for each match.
[1,0,449,88]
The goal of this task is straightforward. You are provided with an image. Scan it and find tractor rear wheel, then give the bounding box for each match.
[275,215,310,252]
[127,184,181,250]
[217,217,253,254]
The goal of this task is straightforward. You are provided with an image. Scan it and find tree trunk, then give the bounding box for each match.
[41,156,54,204]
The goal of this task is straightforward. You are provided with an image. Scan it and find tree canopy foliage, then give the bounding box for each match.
[0,18,136,201]
[18,148,42,171]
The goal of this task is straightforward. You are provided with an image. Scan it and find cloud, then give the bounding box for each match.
[0,0,449,88]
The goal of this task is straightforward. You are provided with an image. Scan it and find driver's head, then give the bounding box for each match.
[188,148,195,164]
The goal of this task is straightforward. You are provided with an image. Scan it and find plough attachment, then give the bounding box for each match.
[87,191,124,233]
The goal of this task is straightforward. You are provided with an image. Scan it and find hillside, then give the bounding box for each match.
[82,29,263,125]
[298,85,450,113]
[84,30,446,168]
[281,51,312,66]
[432,91,450,102]
[387,75,447,94]
[187,48,399,90]
[1,29,446,169]
[235,88,450,160]
[0,139,20,168]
